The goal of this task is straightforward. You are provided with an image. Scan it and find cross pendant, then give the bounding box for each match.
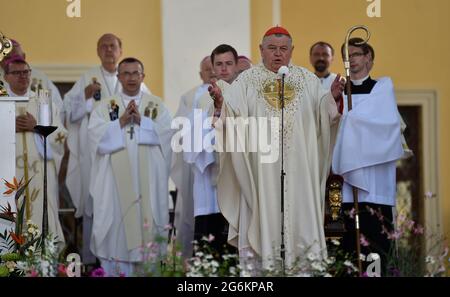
[127,126,134,140]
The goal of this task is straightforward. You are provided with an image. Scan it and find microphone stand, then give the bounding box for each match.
[279,73,286,276]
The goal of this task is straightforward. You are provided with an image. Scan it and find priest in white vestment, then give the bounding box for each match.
[63,34,151,264]
[88,57,172,276]
[207,27,345,271]
[4,57,66,248]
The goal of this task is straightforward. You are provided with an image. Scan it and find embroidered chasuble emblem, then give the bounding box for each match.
[144,101,158,119]
[109,99,119,121]
[262,80,295,110]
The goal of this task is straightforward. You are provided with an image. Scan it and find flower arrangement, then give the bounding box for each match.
[185,235,240,277]
[0,177,61,277]
[343,204,449,277]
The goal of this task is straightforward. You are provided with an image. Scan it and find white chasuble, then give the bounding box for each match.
[88,93,172,262]
[212,64,340,269]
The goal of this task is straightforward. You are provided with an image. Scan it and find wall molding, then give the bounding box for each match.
[396,89,442,245]
[32,64,94,82]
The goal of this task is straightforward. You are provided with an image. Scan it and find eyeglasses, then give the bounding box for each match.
[349,52,366,59]
[118,71,143,79]
[7,69,32,76]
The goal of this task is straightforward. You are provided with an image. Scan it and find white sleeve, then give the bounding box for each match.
[97,119,126,154]
[33,133,53,160]
[138,117,160,145]
[85,98,95,113]
[67,86,86,122]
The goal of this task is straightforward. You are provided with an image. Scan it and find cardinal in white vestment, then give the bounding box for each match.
[208,26,345,272]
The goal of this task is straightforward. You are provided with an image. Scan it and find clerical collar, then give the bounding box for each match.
[101,66,117,76]
[351,75,370,86]
[345,76,377,95]
[6,85,30,97]
[121,91,142,105]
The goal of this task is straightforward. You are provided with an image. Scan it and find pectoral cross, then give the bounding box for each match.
[127,125,134,140]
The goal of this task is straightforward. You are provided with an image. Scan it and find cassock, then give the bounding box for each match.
[212,64,340,270]
[63,65,151,263]
[88,91,172,276]
[332,76,406,206]
[10,86,66,249]
[171,82,224,260]
[332,76,408,270]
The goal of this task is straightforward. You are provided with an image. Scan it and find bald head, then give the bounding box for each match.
[199,56,215,84]
[97,33,123,73]
[97,33,122,48]
[237,56,252,74]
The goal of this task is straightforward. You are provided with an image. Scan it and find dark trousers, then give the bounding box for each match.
[342,202,394,274]
[194,213,237,256]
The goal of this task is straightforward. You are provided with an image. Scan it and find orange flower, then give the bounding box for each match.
[10,232,25,245]
[3,177,22,195]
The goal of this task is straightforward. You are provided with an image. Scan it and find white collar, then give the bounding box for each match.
[6,85,30,97]
[101,66,117,76]
[351,75,370,86]
[121,90,142,104]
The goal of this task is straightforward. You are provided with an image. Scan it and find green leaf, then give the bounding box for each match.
[15,176,33,202]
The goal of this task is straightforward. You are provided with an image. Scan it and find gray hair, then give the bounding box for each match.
[261,34,293,48]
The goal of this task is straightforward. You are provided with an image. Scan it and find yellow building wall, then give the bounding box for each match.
[250,0,449,244]
[0,0,163,97]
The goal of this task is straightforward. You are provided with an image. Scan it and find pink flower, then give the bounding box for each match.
[360,234,370,247]
[348,208,355,219]
[147,252,158,261]
[28,269,39,277]
[58,264,66,275]
[424,191,435,199]
[376,212,384,222]
[413,225,424,235]
[439,247,449,260]
[119,272,126,277]
[406,220,415,230]
[208,234,215,243]
[387,230,403,240]
[90,267,106,277]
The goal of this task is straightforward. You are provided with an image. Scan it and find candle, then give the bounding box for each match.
[39,103,50,126]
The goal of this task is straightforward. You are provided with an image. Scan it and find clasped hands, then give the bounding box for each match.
[119,100,141,128]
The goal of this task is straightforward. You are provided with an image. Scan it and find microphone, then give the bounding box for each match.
[277,65,289,77]
[277,66,289,109]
